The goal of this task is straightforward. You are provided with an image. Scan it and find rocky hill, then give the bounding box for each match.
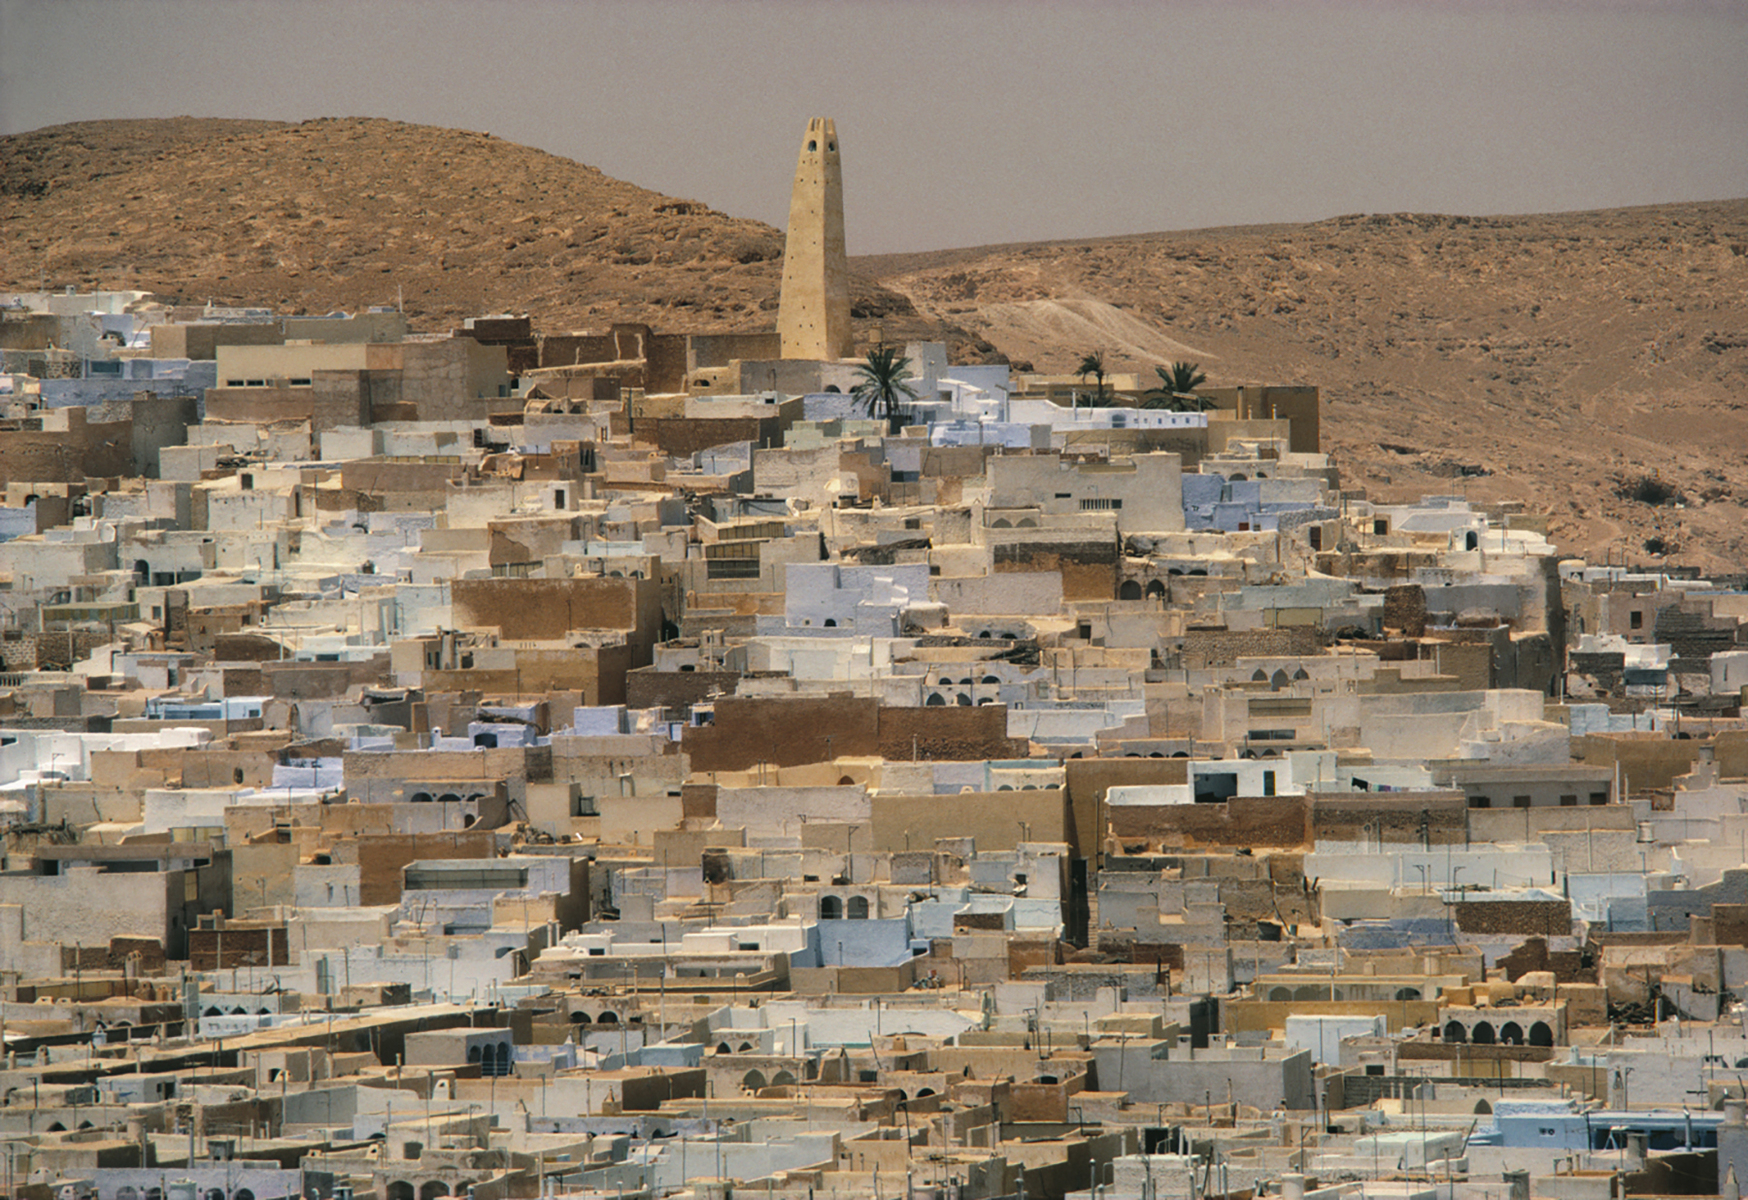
[860,204,1748,570]
[4,117,1746,567]
[0,117,929,338]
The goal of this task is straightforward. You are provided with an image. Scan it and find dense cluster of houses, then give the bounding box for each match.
[3,285,1748,1200]
[0,121,1745,1200]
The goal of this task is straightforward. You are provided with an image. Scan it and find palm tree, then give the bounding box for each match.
[1141,361,1208,410]
[1076,352,1109,407]
[852,347,919,433]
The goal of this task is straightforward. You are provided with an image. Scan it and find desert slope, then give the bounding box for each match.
[0,116,932,338]
[859,205,1748,569]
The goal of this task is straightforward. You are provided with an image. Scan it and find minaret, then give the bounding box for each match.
[777,118,852,362]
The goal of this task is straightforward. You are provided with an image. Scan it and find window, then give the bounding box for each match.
[1373,519,1388,535]
[1512,795,1532,808]
[1262,770,1277,797]
[1469,795,1491,809]
[1365,1065,1385,1077]
[1590,792,1609,806]
[1559,794,1578,807]
[1080,498,1122,511]
[1630,611,1644,629]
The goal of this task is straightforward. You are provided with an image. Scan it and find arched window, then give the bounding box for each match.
[742,1069,767,1092]
[772,1070,796,1086]
[1471,1022,1496,1045]
[1443,1020,1468,1043]
[819,896,843,920]
[1269,987,1292,1001]
[1500,1022,1524,1045]
[846,895,870,920]
[1395,987,1420,1001]
[1530,1021,1554,1047]
[1119,580,1143,600]
[926,693,946,706]
[1146,581,1165,600]
[420,1184,450,1200]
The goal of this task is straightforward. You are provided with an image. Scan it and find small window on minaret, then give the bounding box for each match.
[808,140,817,151]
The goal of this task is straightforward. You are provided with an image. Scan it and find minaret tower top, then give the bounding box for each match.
[777,118,853,362]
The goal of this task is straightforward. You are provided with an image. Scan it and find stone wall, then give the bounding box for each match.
[1452,899,1572,936]
[1383,585,1427,637]
[1106,796,1312,852]
[1182,627,1324,669]
[189,925,290,970]
[625,667,742,713]
[1310,792,1468,846]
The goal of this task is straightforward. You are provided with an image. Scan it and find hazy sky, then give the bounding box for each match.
[3,0,1744,255]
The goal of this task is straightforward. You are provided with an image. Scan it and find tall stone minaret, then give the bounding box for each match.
[777,118,852,362]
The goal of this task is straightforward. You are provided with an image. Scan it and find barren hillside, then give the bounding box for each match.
[0,117,937,340]
[858,205,1748,570]
[4,117,1746,567]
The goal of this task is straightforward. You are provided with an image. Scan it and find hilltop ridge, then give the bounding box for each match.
[0,116,930,341]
